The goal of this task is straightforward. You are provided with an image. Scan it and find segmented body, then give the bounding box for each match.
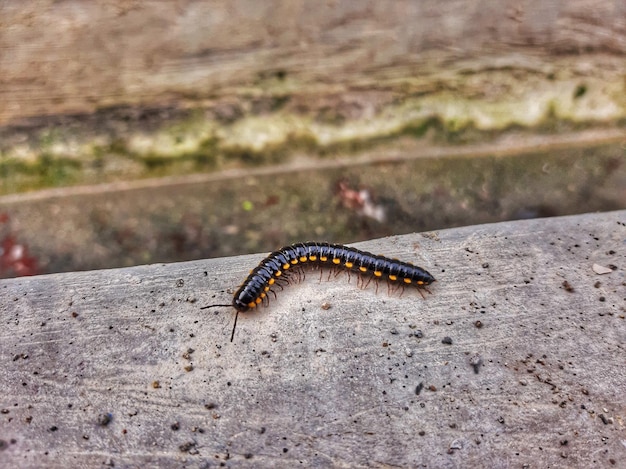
[232,242,435,312]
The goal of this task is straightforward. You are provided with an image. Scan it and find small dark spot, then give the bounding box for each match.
[245,453,253,459]
[72,312,79,318]
[474,320,483,328]
[562,281,574,292]
[497,416,505,424]
[594,281,601,288]
[0,409,9,414]
[469,355,483,374]
[573,84,587,99]
[171,422,180,431]
[227,382,232,386]
[415,382,424,395]
[176,279,185,287]
[599,296,605,302]
[49,426,58,432]
[282,448,288,453]
[560,440,568,446]
[97,413,112,426]
[179,441,196,453]
[418,430,426,436]
[205,403,217,410]
[441,337,453,345]
[0,440,6,451]
[482,263,489,268]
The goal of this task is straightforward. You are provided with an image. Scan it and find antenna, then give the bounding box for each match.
[230,311,239,342]
[200,304,238,342]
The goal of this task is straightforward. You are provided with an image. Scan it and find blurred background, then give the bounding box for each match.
[0,0,624,278]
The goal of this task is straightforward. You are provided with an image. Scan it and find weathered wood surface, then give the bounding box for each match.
[2,0,625,124]
[1,211,625,468]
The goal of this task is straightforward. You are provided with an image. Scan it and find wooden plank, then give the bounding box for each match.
[1,211,625,467]
[2,0,625,124]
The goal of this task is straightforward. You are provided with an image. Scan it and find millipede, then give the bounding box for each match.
[202,241,436,341]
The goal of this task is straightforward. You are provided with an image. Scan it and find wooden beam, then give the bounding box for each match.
[1,211,624,467]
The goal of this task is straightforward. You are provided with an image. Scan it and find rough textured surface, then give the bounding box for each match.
[3,1,626,196]
[1,211,625,467]
[2,0,626,123]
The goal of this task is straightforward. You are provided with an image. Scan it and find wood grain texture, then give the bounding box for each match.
[2,0,625,124]
[1,211,625,467]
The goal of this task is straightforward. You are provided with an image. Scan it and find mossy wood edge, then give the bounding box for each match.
[0,211,624,467]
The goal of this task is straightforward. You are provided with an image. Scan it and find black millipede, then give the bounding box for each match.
[202,241,436,341]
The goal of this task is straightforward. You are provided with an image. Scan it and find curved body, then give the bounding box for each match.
[232,242,435,312]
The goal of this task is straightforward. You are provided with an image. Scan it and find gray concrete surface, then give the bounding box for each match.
[1,211,625,468]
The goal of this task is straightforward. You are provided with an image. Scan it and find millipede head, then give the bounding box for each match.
[233,297,252,312]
